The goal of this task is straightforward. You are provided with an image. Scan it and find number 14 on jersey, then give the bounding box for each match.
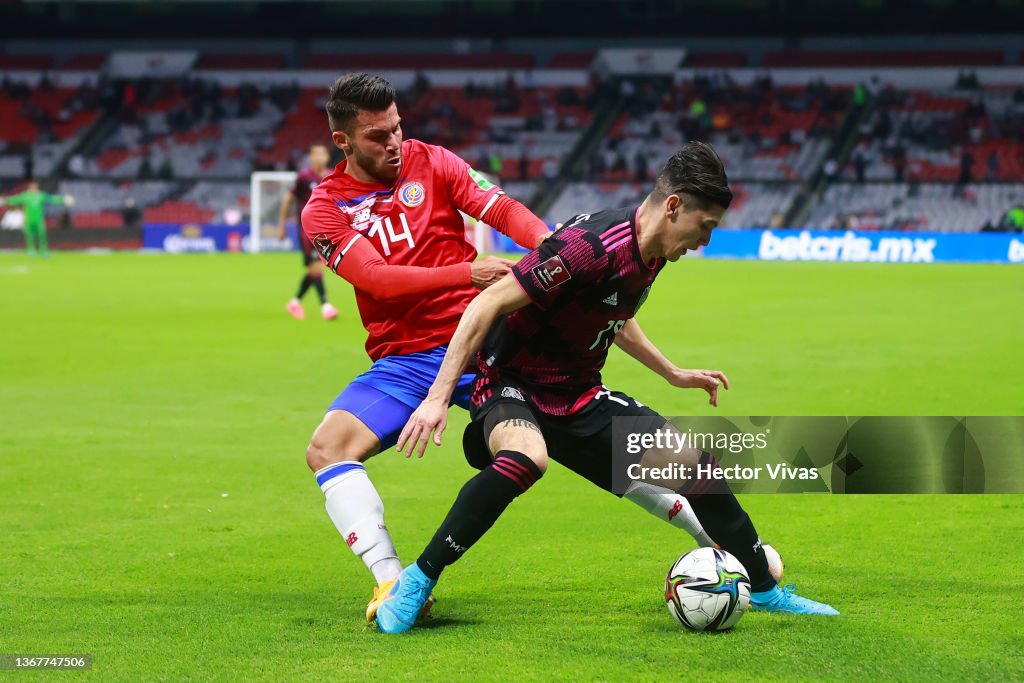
[367,213,416,255]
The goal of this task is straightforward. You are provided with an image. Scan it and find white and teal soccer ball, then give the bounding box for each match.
[665,547,751,631]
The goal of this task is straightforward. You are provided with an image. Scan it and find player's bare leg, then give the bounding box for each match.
[307,409,405,618]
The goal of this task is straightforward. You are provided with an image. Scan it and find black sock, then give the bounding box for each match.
[417,450,542,580]
[296,275,312,299]
[679,452,775,592]
[311,276,326,304]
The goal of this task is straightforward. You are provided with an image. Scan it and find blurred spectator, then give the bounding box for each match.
[853,83,867,108]
[823,158,839,184]
[519,150,530,182]
[68,154,86,176]
[158,158,175,180]
[892,145,907,181]
[958,149,975,184]
[121,198,141,232]
[986,151,1000,181]
[853,150,866,183]
[488,150,503,183]
[542,157,559,188]
[1007,206,1024,232]
[634,150,649,183]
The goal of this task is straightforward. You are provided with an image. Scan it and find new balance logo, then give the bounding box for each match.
[346,532,358,547]
[668,499,684,521]
[501,386,525,401]
[602,292,618,306]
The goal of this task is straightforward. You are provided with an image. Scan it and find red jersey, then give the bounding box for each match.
[302,138,546,361]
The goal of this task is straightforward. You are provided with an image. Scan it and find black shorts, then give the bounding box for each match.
[299,233,318,266]
[462,383,665,494]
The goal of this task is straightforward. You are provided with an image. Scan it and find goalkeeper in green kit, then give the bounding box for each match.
[1,180,74,257]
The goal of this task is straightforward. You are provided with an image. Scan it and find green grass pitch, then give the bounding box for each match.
[1,252,1022,681]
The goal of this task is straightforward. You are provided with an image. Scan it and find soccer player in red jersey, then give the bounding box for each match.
[378,142,839,633]
[278,142,338,321]
[299,74,550,619]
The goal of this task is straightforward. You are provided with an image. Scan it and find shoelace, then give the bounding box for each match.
[398,578,433,615]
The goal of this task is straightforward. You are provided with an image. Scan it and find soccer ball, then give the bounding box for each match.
[665,547,751,631]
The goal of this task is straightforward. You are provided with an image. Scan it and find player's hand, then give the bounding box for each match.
[471,255,516,289]
[63,195,75,206]
[667,368,730,407]
[397,396,449,458]
[277,223,287,241]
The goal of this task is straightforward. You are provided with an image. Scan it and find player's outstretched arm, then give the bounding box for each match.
[397,274,531,457]
[330,235,474,300]
[614,319,729,407]
[483,195,551,249]
[277,193,295,240]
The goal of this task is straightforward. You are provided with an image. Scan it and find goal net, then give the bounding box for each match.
[248,171,297,253]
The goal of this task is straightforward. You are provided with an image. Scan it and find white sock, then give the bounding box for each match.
[623,481,715,547]
[316,461,402,584]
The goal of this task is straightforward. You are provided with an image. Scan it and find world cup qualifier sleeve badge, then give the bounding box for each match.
[398,182,425,208]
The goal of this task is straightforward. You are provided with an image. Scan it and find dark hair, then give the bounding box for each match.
[650,141,732,210]
[326,73,397,132]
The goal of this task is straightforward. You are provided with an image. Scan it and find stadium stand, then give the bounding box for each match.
[803,183,1024,232]
[1,39,1022,243]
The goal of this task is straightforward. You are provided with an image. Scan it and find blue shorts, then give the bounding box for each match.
[328,345,476,451]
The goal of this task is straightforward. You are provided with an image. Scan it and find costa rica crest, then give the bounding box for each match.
[398,181,425,207]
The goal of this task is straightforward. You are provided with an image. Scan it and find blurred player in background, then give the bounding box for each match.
[300,73,550,620]
[0,180,74,258]
[378,142,838,633]
[278,143,338,321]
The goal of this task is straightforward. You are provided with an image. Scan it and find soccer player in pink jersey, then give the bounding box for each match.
[278,142,338,321]
[378,142,838,633]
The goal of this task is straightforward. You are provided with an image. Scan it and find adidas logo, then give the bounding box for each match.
[602,292,618,306]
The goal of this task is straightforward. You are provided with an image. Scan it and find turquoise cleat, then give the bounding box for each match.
[750,584,840,616]
[375,563,438,634]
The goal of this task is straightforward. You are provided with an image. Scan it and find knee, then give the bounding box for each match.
[526,450,548,475]
[495,447,548,476]
[305,433,359,472]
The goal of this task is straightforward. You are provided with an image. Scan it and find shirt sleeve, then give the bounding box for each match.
[510,227,608,310]
[481,193,550,250]
[301,194,472,302]
[435,144,505,222]
[3,194,25,206]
